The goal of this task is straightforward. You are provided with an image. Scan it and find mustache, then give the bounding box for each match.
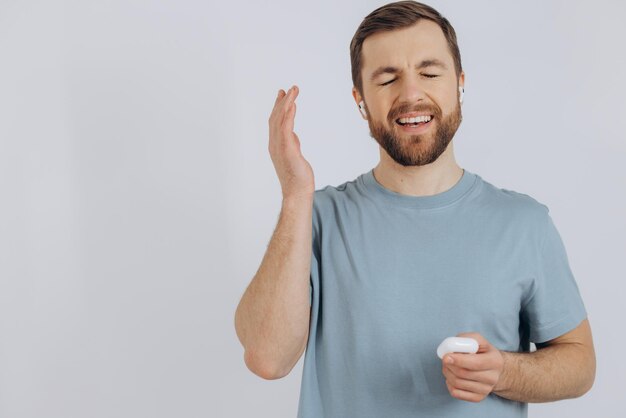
[389,105,441,121]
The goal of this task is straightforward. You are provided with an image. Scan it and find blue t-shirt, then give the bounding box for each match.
[297,168,588,418]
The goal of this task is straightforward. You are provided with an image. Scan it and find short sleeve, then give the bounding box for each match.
[309,197,321,306]
[521,210,588,343]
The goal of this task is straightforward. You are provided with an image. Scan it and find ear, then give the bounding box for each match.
[352,86,367,120]
[458,70,465,92]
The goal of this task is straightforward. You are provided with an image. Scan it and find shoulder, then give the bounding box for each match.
[312,175,362,213]
[310,175,365,237]
[476,174,550,220]
[471,174,554,245]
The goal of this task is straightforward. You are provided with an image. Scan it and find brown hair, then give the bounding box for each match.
[350,0,462,96]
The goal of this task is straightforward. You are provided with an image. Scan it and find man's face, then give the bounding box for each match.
[354,20,464,167]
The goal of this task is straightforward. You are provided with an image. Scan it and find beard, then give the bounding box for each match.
[366,98,463,167]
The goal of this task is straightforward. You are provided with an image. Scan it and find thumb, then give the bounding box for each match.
[456,332,491,353]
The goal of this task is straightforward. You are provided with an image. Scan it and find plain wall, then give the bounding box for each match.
[1,0,625,417]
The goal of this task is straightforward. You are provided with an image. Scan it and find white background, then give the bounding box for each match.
[1,0,625,417]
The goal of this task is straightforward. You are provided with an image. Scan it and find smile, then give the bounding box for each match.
[395,117,434,133]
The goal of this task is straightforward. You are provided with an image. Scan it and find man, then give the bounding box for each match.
[234,1,595,417]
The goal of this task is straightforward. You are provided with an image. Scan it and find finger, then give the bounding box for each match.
[444,364,496,384]
[447,353,492,371]
[445,381,487,403]
[271,87,292,125]
[291,131,302,150]
[273,90,285,110]
[270,90,287,125]
[449,376,493,395]
[281,85,298,117]
[284,100,297,134]
[280,86,299,129]
[456,332,490,352]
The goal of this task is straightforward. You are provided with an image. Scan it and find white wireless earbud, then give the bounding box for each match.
[359,100,367,118]
[459,87,464,104]
[437,337,478,359]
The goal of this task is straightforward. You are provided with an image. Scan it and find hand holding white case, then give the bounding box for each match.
[437,337,479,359]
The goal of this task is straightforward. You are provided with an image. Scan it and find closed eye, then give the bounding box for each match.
[379,74,439,86]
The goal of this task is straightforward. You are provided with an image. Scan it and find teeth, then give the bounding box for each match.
[397,115,432,124]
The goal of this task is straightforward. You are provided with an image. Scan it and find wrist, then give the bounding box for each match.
[282,194,314,207]
[493,350,513,395]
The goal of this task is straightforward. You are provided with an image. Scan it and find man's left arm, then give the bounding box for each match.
[441,319,596,403]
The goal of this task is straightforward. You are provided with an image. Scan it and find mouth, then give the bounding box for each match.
[394,115,434,133]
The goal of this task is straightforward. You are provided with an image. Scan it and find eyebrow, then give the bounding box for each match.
[369,59,448,82]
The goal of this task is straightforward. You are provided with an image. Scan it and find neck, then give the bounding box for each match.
[373,142,463,197]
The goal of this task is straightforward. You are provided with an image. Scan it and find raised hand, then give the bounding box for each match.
[268,85,315,201]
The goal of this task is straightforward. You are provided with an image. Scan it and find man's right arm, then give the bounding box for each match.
[234,194,313,380]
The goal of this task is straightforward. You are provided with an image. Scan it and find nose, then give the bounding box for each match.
[396,74,428,105]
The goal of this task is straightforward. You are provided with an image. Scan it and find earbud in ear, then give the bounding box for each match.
[359,100,367,118]
[459,87,464,104]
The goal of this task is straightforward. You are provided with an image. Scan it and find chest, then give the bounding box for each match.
[318,211,534,349]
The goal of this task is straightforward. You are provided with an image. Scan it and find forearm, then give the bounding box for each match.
[234,195,313,378]
[493,343,595,403]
